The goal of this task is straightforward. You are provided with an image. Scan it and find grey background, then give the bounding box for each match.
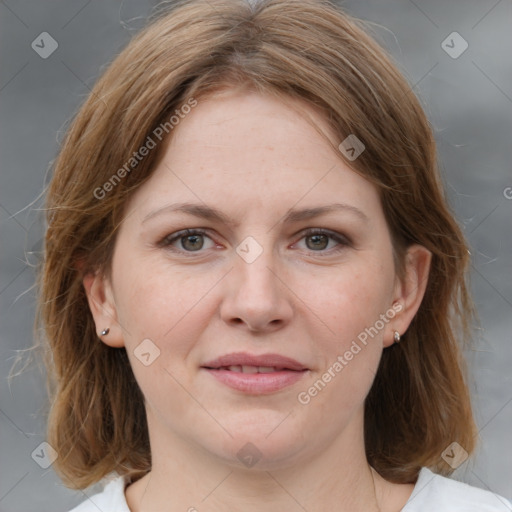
[1,0,511,510]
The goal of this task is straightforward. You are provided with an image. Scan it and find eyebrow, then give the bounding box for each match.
[142,201,369,226]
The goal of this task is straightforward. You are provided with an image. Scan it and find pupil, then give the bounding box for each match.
[307,234,328,250]
[183,234,203,251]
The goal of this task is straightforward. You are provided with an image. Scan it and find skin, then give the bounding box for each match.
[84,88,431,512]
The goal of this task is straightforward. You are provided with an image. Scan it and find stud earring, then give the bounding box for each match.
[393,331,401,343]
[100,328,110,336]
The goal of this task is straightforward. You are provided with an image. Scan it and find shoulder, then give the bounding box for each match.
[68,474,131,512]
[403,468,512,512]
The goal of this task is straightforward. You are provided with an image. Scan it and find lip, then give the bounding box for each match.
[202,352,308,371]
[201,352,309,394]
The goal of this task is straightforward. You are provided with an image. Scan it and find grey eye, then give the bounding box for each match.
[180,234,205,251]
[305,233,330,250]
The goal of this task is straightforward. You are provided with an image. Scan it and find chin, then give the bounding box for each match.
[207,413,308,471]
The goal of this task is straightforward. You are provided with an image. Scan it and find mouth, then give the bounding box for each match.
[201,352,309,394]
[208,365,299,373]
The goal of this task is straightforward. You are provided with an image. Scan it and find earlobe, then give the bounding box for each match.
[386,244,432,346]
[83,271,125,348]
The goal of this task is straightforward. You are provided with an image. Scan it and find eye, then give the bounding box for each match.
[160,229,217,253]
[159,227,351,256]
[295,228,350,254]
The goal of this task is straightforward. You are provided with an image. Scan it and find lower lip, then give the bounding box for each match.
[202,368,308,394]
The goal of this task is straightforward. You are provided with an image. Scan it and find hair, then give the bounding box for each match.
[34,0,477,490]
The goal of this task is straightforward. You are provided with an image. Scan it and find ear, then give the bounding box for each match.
[384,244,432,347]
[83,271,125,348]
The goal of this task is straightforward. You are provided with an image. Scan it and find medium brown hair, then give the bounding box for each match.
[35,0,477,489]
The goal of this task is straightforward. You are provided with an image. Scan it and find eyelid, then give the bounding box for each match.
[292,227,352,255]
[158,228,214,248]
[299,227,352,246]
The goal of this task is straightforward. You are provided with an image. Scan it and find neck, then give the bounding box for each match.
[126,410,393,512]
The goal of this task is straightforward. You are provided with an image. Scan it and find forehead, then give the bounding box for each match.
[125,89,382,224]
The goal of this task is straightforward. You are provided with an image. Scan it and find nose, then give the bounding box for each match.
[220,246,293,333]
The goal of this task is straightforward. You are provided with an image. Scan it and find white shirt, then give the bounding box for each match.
[69,467,512,511]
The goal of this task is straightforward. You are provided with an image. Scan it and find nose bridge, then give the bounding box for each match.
[234,235,280,300]
[221,233,293,331]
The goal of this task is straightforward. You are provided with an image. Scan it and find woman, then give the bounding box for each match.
[39,0,511,510]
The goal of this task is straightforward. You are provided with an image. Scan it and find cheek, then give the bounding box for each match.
[111,259,215,416]
[111,253,222,370]
[294,260,393,403]
[299,263,393,343]
[298,277,387,407]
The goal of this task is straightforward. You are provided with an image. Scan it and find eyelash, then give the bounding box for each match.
[159,228,351,256]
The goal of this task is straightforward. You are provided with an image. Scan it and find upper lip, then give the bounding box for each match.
[202,352,308,371]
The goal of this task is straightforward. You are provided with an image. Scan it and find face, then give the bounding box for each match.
[85,89,429,471]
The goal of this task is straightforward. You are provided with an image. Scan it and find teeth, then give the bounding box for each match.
[258,366,276,373]
[224,365,281,373]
